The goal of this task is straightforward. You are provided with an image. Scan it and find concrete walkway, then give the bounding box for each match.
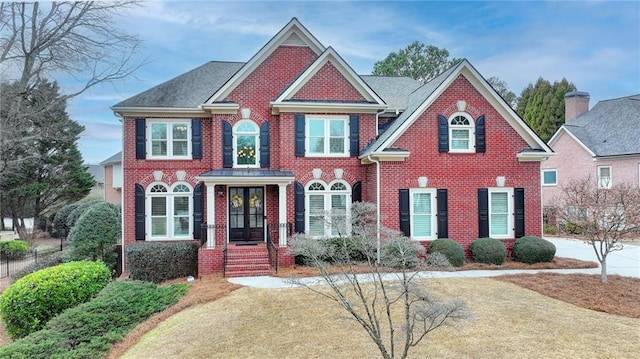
[228,237,640,289]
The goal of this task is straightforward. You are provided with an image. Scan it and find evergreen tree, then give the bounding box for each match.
[487,76,517,108]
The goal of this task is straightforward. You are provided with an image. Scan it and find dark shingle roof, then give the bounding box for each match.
[563,95,640,156]
[100,151,122,166]
[360,76,422,110]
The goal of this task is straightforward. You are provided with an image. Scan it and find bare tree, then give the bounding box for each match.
[556,176,640,283]
[289,202,470,359]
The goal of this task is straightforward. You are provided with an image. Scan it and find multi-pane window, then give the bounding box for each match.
[148,182,192,239]
[234,120,259,167]
[306,180,350,237]
[597,166,612,189]
[149,121,190,158]
[542,169,557,186]
[410,189,436,240]
[306,116,348,156]
[449,114,474,152]
[489,188,513,238]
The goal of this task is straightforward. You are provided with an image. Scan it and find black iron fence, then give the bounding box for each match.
[0,238,65,279]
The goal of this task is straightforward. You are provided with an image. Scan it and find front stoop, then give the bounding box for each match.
[225,243,273,277]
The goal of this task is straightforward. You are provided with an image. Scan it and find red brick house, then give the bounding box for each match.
[112,18,553,276]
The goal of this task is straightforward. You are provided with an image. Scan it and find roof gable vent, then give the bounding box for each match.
[283,32,307,46]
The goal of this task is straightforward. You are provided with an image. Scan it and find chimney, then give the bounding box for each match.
[564,91,590,122]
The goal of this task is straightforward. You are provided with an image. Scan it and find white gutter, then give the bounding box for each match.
[366,155,381,263]
[375,108,385,137]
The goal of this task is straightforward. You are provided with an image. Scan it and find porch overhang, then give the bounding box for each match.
[196,169,295,186]
[517,149,555,162]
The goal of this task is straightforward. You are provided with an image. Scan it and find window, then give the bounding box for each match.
[489,188,514,238]
[148,120,190,158]
[449,114,474,152]
[597,166,612,189]
[542,169,557,186]
[233,120,259,167]
[147,182,192,239]
[306,115,348,156]
[306,180,350,237]
[410,189,437,240]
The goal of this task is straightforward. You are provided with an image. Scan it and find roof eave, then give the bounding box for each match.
[517,151,556,162]
[271,102,386,114]
[111,107,207,117]
[359,151,410,164]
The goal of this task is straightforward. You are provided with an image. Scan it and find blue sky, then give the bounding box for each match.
[68,1,640,164]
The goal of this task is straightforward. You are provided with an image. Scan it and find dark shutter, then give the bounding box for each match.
[352,181,362,203]
[438,115,449,153]
[294,182,305,233]
[478,188,489,238]
[349,114,360,157]
[135,184,145,240]
[295,114,305,157]
[222,120,233,168]
[192,119,202,159]
[475,115,486,153]
[437,189,448,238]
[399,189,410,237]
[193,183,204,239]
[260,121,270,168]
[514,188,525,238]
[135,118,146,159]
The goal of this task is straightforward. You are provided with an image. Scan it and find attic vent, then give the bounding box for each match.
[283,32,306,46]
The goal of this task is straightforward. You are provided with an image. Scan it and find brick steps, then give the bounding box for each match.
[224,244,273,277]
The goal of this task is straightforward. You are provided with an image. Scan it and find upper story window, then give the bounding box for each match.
[597,166,612,189]
[234,120,260,167]
[148,120,191,159]
[542,169,557,186]
[147,182,192,240]
[449,114,475,152]
[306,115,349,157]
[306,180,351,237]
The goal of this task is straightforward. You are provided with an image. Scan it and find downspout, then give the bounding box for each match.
[375,108,385,137]
[366,154,381,263]
[115,112,125,277]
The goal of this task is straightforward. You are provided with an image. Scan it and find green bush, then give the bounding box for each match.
[0,240,30,260]
[0,261,111,339]
[66,201,101,229]
[127,242,198,283]
[512,236,556,264]
[381,237,423,269]
[10,250,68,282]
[470,237,506,265]
[427,238,465,267]
[328,236,372,262]
[543,224,558,235]
[52,203,80,238]
[0,280,187,359]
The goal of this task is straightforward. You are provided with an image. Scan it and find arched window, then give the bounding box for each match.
[449,113,475,152]
[234,120,259,167]
[147,182,192,239]
[306,180,351,237]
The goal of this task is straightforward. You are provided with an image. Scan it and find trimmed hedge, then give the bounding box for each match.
[127,241,199,283]
[0,240,30,260]
[512,236,556,264]
[10,250,68,282]
[427,238,465,267]
[470,237,506,265]
[0,261,111,339]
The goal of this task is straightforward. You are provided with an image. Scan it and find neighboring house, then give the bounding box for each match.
[541,93,640,218]
[101,151,123,204]
[111,18,552,276]
[85,164,105,194]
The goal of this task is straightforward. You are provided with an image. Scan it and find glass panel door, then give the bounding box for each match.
[229,187,264,242]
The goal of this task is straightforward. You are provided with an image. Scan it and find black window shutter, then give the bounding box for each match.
[193,183,204,239]
[478,188,489,238]
[222,120,233,168]
[514,188,525,238]
[438,115,449,153]
[192,119,202,159]
[294,181,305,233]
[349,114,360,157]
[352,181,362,203]
[260,122,270,168]
[295,114,305,157]
[399,189,410,237]
[437,189,448,238]
[135,184,145,240]
[135,118,146,159]
[475,115,486,153]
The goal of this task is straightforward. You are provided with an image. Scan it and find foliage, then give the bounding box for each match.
[425,251,452,267]
[470,238,506,265]
[556,176,640,283]
[52,202,80,238]
[427,238,465,267]
[487,76,517,108]
[0,240,30,260]
[0,280,187,359]
[372,41,462,83]
[10,250,68,282]
[543,223,558,235]
[512,236,556,264]
[0,261,111,339]
[127,242,199,283]
[380,237,423,269]
[516,77,576,141]
[66,200,101,229]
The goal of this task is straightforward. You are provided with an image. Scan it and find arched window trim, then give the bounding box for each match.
[305,179,351,238]
[448,112,475,153]
[146,181,193,240]
[233,119,260,168]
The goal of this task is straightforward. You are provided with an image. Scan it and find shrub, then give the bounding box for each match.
[470,237,506,265]
[381,237,423,269]
[0,240,30,260]
[427,238,465,267]
[127,242,198,283]
[66,201,101,229]
[543,224,558,235]
[0,261,111,339]
[52,203,80,238]
[328,236,372,262]
[10,250,68,282]
[512,236,556,264]
[426,251,452,268]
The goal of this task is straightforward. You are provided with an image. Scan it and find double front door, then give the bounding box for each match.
[229,187,264,242]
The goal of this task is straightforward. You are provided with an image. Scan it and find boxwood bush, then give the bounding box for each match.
[427,238,465,267]
[52,203,80,238]
[470,237,506,265]
[0,240,30,260]
[0,261,111,339]
[512,236,556,264]
[127,241,198,283]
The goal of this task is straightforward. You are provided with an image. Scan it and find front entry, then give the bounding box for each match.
[229,187,264,242]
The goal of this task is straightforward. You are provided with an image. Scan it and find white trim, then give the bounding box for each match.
[409,188,437,240]
[597,165,612,189]
[145,181,193,241]
[448,112,475,153]
[488,187,514,239]
[304,179,351,238]
[270,101,384,114]
[112,107,209,117]
[146,119,192,160]
[541,169,558,186]
[305,115,349,157]
[360,151,410,164]
[232,120,260,168]
[195,176,294,186]
[548,126,596,157]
